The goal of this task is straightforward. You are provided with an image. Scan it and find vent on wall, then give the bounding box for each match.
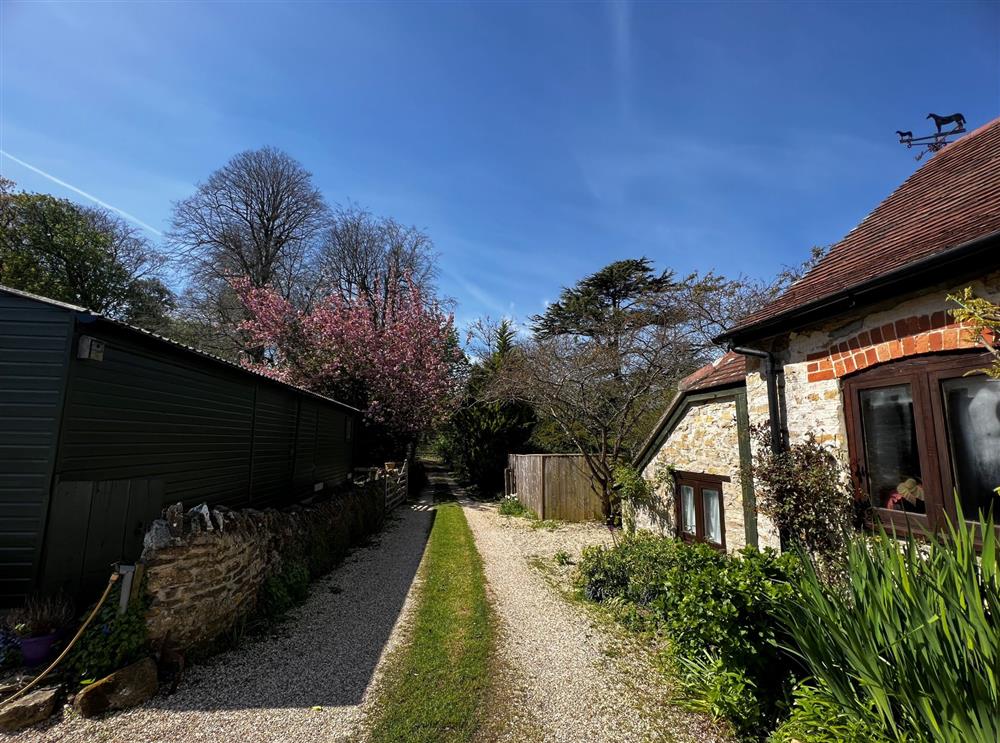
[77,335,105,361]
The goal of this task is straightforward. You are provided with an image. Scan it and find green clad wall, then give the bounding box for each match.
[0,293,73,605]
[0,287,356,605]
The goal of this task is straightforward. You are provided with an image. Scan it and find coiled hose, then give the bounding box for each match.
[0,572,120,707]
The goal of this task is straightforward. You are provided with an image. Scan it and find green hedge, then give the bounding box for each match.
[576,534,800,738]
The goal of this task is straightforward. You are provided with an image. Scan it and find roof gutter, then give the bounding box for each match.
[715,229,1000,346]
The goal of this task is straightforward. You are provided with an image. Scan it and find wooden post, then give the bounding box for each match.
[540,455,547,521]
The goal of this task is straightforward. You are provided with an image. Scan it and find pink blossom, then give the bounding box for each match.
[233,275,460,436]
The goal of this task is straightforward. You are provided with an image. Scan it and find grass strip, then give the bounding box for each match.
[367,502,494,743]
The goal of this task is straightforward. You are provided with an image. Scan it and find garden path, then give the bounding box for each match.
[11,495,435,743]
[461,498,723,743]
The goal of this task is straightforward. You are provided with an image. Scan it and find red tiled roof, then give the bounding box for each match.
[725,116,1000,337]
[679,351,746,392]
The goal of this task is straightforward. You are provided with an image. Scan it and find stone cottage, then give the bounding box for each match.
[641,115,1000,545]
[634,352,781,552]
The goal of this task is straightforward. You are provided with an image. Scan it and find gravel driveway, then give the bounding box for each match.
[461,500,723,743]
[10,498,434,743]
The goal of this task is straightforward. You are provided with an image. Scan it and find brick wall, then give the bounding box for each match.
[747,271,1000,454]
[141,482,384,650]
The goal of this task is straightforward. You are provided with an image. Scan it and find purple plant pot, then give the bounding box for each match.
[19,632,57,668]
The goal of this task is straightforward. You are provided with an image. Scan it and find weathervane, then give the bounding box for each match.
[896,112,967,161]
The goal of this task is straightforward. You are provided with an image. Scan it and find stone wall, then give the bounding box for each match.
[748,270,1000,455]
[638,396,780,551]
[141,482,385,650]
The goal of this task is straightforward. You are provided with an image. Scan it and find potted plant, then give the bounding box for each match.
[5,594,75,668]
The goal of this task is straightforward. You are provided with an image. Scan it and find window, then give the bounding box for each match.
[844,351,1000,531]
[674,471,728,548]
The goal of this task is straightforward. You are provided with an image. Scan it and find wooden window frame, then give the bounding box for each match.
[674,470,728,550]
[842,350,995,534]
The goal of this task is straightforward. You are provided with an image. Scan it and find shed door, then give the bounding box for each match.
[40,479,163,600]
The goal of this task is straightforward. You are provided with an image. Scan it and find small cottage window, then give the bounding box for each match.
[674,471,727,549]
[843,351,1000,532]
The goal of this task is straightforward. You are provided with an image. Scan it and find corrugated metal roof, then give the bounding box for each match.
[724,116,1000,338]
[0,284,360,414]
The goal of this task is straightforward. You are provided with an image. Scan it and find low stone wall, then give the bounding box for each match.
[140,482,385,650]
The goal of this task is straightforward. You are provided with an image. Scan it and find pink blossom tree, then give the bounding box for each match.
[233,275,461,440]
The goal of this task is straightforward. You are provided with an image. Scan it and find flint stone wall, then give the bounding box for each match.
[141,481,385,650]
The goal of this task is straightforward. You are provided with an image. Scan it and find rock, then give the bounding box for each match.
[143,519,174,554]
[165,502,184,535]
[74,657,158,718]
[187,504,213,532]
[0,687,58,732]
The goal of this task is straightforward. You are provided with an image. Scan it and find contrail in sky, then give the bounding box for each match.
[0,149,164,236]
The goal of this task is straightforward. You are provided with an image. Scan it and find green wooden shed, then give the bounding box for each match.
[0,285,359,607]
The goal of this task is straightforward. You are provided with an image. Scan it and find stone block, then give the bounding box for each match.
[0,687,58,732]
[74,657,158,718]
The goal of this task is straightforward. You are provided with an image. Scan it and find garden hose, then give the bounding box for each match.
[0,572,120,707]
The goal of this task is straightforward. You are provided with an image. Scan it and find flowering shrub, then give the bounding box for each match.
[234,275,460,438]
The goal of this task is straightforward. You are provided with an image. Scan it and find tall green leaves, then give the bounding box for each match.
[780,509,999,742]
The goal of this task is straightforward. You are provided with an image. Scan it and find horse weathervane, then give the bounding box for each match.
[896,112,967,161]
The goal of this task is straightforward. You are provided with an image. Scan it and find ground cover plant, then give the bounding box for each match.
[366,502,495,743]
[576,533,800,739]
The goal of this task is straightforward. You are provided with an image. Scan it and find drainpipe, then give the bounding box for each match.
[730,346,784,455]
[731,345,789,550]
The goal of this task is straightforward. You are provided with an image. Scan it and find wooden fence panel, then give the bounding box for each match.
[543,456,603,522]
[508,454,602,522]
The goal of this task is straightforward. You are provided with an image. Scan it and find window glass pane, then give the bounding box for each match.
[942,376,1000,520]
[859,385,926,514]
[680,485,696,534]
[702,488,722,543]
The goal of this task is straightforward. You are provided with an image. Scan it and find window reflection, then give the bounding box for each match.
[942,377,1000,520]
[859,385,926,514]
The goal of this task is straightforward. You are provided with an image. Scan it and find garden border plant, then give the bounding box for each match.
[575,533,802,740]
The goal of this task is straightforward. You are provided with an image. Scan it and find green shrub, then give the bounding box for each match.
[498,496,527,517]
[779,508,999,743]
[554,550,571,566]
[576,534,801,737]
[748,427,855,573]
[64,580,149,683]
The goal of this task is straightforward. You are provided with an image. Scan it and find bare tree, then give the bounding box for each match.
[167,147,328,355]
[488,259,708,520]
[683,246,829,349]
[316,204,437,325]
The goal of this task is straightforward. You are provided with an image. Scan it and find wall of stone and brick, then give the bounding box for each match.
[140,480,385,650]
[638,397,781,552]
[746,270,1000,455]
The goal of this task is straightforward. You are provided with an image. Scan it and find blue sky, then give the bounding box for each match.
[1,1,998,330]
